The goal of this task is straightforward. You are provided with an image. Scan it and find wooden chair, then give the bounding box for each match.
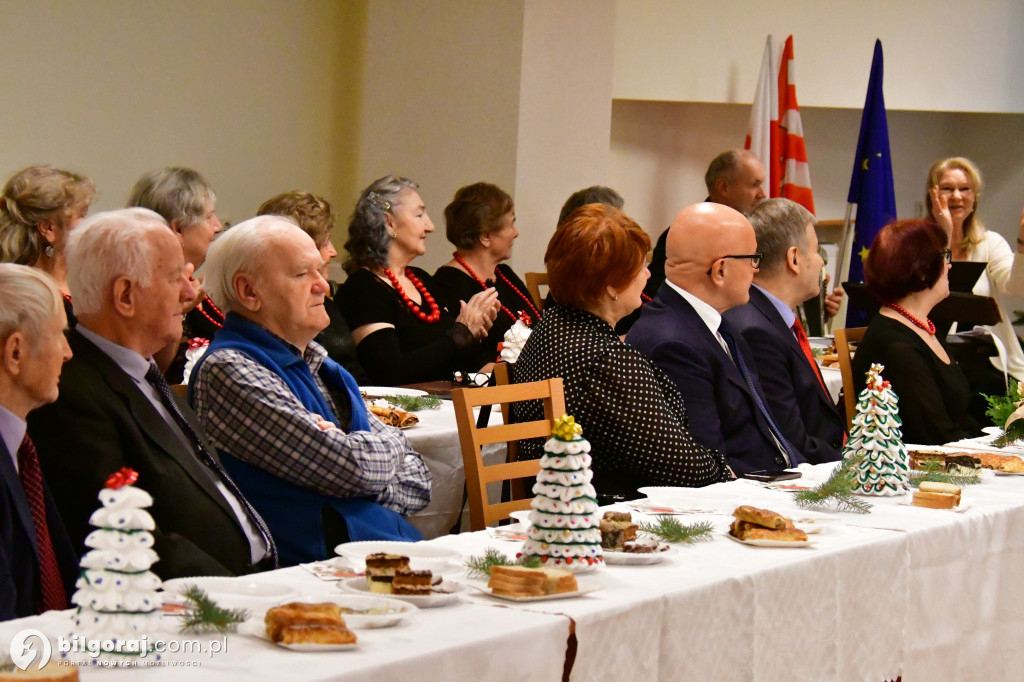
[524,272,548,311]
[452,377,565,530]
[172,384,188,401]
[835,327,867,430]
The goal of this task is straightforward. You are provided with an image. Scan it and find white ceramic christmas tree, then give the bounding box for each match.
[70,468,162,659]
[520,415,604,571]
[842,364,910,496]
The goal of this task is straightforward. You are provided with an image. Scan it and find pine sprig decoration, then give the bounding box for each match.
[464,547,541,578]
[983,381,1024,447]
[793,458,873,513]
[179,585,249,634]
[637,516,714,544]
[381,394,442,411]
[909,459,981,488]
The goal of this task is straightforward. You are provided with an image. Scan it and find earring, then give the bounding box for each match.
[390,232,398,239]
[613,294,619,300]
[44,244,54,258]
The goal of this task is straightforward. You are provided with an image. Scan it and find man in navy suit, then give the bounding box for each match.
[724,199,845,464]
[627,202,803,475]
[0,264,78,620]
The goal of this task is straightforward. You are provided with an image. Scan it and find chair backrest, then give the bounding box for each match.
[172,384,188,401]
[524,272,548,311]
[451,377,565,531]
[835,326,867,430]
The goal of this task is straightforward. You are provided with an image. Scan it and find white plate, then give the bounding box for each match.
[792,516,838,535]
[334,541,460,572]
[723,532,812,548]
[898,498,972,513]
[993,469,1024,476]
[626,499,717,515]
[338,577,464,608]
[272,594,417,629]
[508,510,531,525]
[601,544,675,565]
[239,618,358,651]
[360,386,429,398]
[162,577,297,600]
[467,583,603,603]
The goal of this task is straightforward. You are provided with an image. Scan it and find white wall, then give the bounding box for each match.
[357,0,526,274]
[613,0,1024,113]
[0,0,360,228]
[508,0,617,275]
[609,101,1024,252]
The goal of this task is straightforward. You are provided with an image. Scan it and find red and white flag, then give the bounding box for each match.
[745,35,815,214]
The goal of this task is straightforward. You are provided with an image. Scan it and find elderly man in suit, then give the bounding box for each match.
[28,208,277,579]
[190,216,430,567]
[723,199,845,463]
[0,264,78,620]
[627,202,805,475]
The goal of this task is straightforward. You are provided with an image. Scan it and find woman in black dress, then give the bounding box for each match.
[511,204,730,502]
[853,219,982,444]
[0,165,95,325]
[339,175,500,385]
[257,190,367,383]
[433,183,540,370]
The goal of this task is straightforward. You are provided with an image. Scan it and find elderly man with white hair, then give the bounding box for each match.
[28,208,277,579]
[190,215,430,566]
[0,264,77,620]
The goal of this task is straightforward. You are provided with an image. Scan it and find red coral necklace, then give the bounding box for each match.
[884,302,935,335]
[195,295,225,328]
[384,267,441,323]
[452,252,541,323]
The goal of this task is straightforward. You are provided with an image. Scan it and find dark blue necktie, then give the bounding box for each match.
[145,363,278,568]
[719,328,803,467]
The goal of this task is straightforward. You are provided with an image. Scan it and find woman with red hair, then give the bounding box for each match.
[511,205,729,502]
[853,219,982,444]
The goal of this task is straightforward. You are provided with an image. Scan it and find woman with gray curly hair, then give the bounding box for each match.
[339,175,499,385]
[0,165,95,323]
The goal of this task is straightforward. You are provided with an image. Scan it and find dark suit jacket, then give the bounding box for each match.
[626,283,792,475]
[0,437,77,620]
[724,287,845,464]
[27,329,257,580]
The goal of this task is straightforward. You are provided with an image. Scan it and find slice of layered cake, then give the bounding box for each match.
[392,568,432,596]
[364,553,409,594]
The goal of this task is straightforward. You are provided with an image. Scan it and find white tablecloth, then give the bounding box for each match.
[6,463,1023,681]
[403,401,506,539]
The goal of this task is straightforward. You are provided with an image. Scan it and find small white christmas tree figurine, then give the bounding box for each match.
[520,414,604,571]
[842,363,910,496]
[70,467,162,659]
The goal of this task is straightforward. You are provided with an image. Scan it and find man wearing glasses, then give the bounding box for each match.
[627,202,805,476]
[724,199,846,466]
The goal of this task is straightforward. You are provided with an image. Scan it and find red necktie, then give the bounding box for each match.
[792,318,828,395]
[17,434,67,613]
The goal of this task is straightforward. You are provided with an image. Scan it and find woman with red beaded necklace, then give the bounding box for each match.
[339,175,500,385]
[853,219,982,444]
[433,182,539,370]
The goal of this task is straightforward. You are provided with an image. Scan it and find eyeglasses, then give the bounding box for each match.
[942,248,952,264]
[706,253,762,276]
[937,186,974,197]
[453,371,490,387]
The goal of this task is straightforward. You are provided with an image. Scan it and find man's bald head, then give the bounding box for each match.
[664,202,759,312]
[705,150,766,215]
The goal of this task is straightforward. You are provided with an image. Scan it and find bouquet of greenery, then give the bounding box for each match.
[982,380,1024,447]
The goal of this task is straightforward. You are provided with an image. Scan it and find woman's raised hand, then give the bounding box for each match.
[457,288,500,339]
[929,185,953,238]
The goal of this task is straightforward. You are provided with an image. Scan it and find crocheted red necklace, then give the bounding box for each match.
[452,252,541,323]
[884,302,935,335]
[384,267,441,323]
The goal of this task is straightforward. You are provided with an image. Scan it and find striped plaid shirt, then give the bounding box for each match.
[191,340,430,515]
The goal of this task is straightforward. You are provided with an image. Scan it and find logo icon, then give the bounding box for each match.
[9,629,51,670]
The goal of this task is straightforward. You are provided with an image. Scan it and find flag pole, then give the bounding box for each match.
[828,202,856,333]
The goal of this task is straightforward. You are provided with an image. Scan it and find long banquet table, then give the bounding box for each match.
[4,461,1023,681]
